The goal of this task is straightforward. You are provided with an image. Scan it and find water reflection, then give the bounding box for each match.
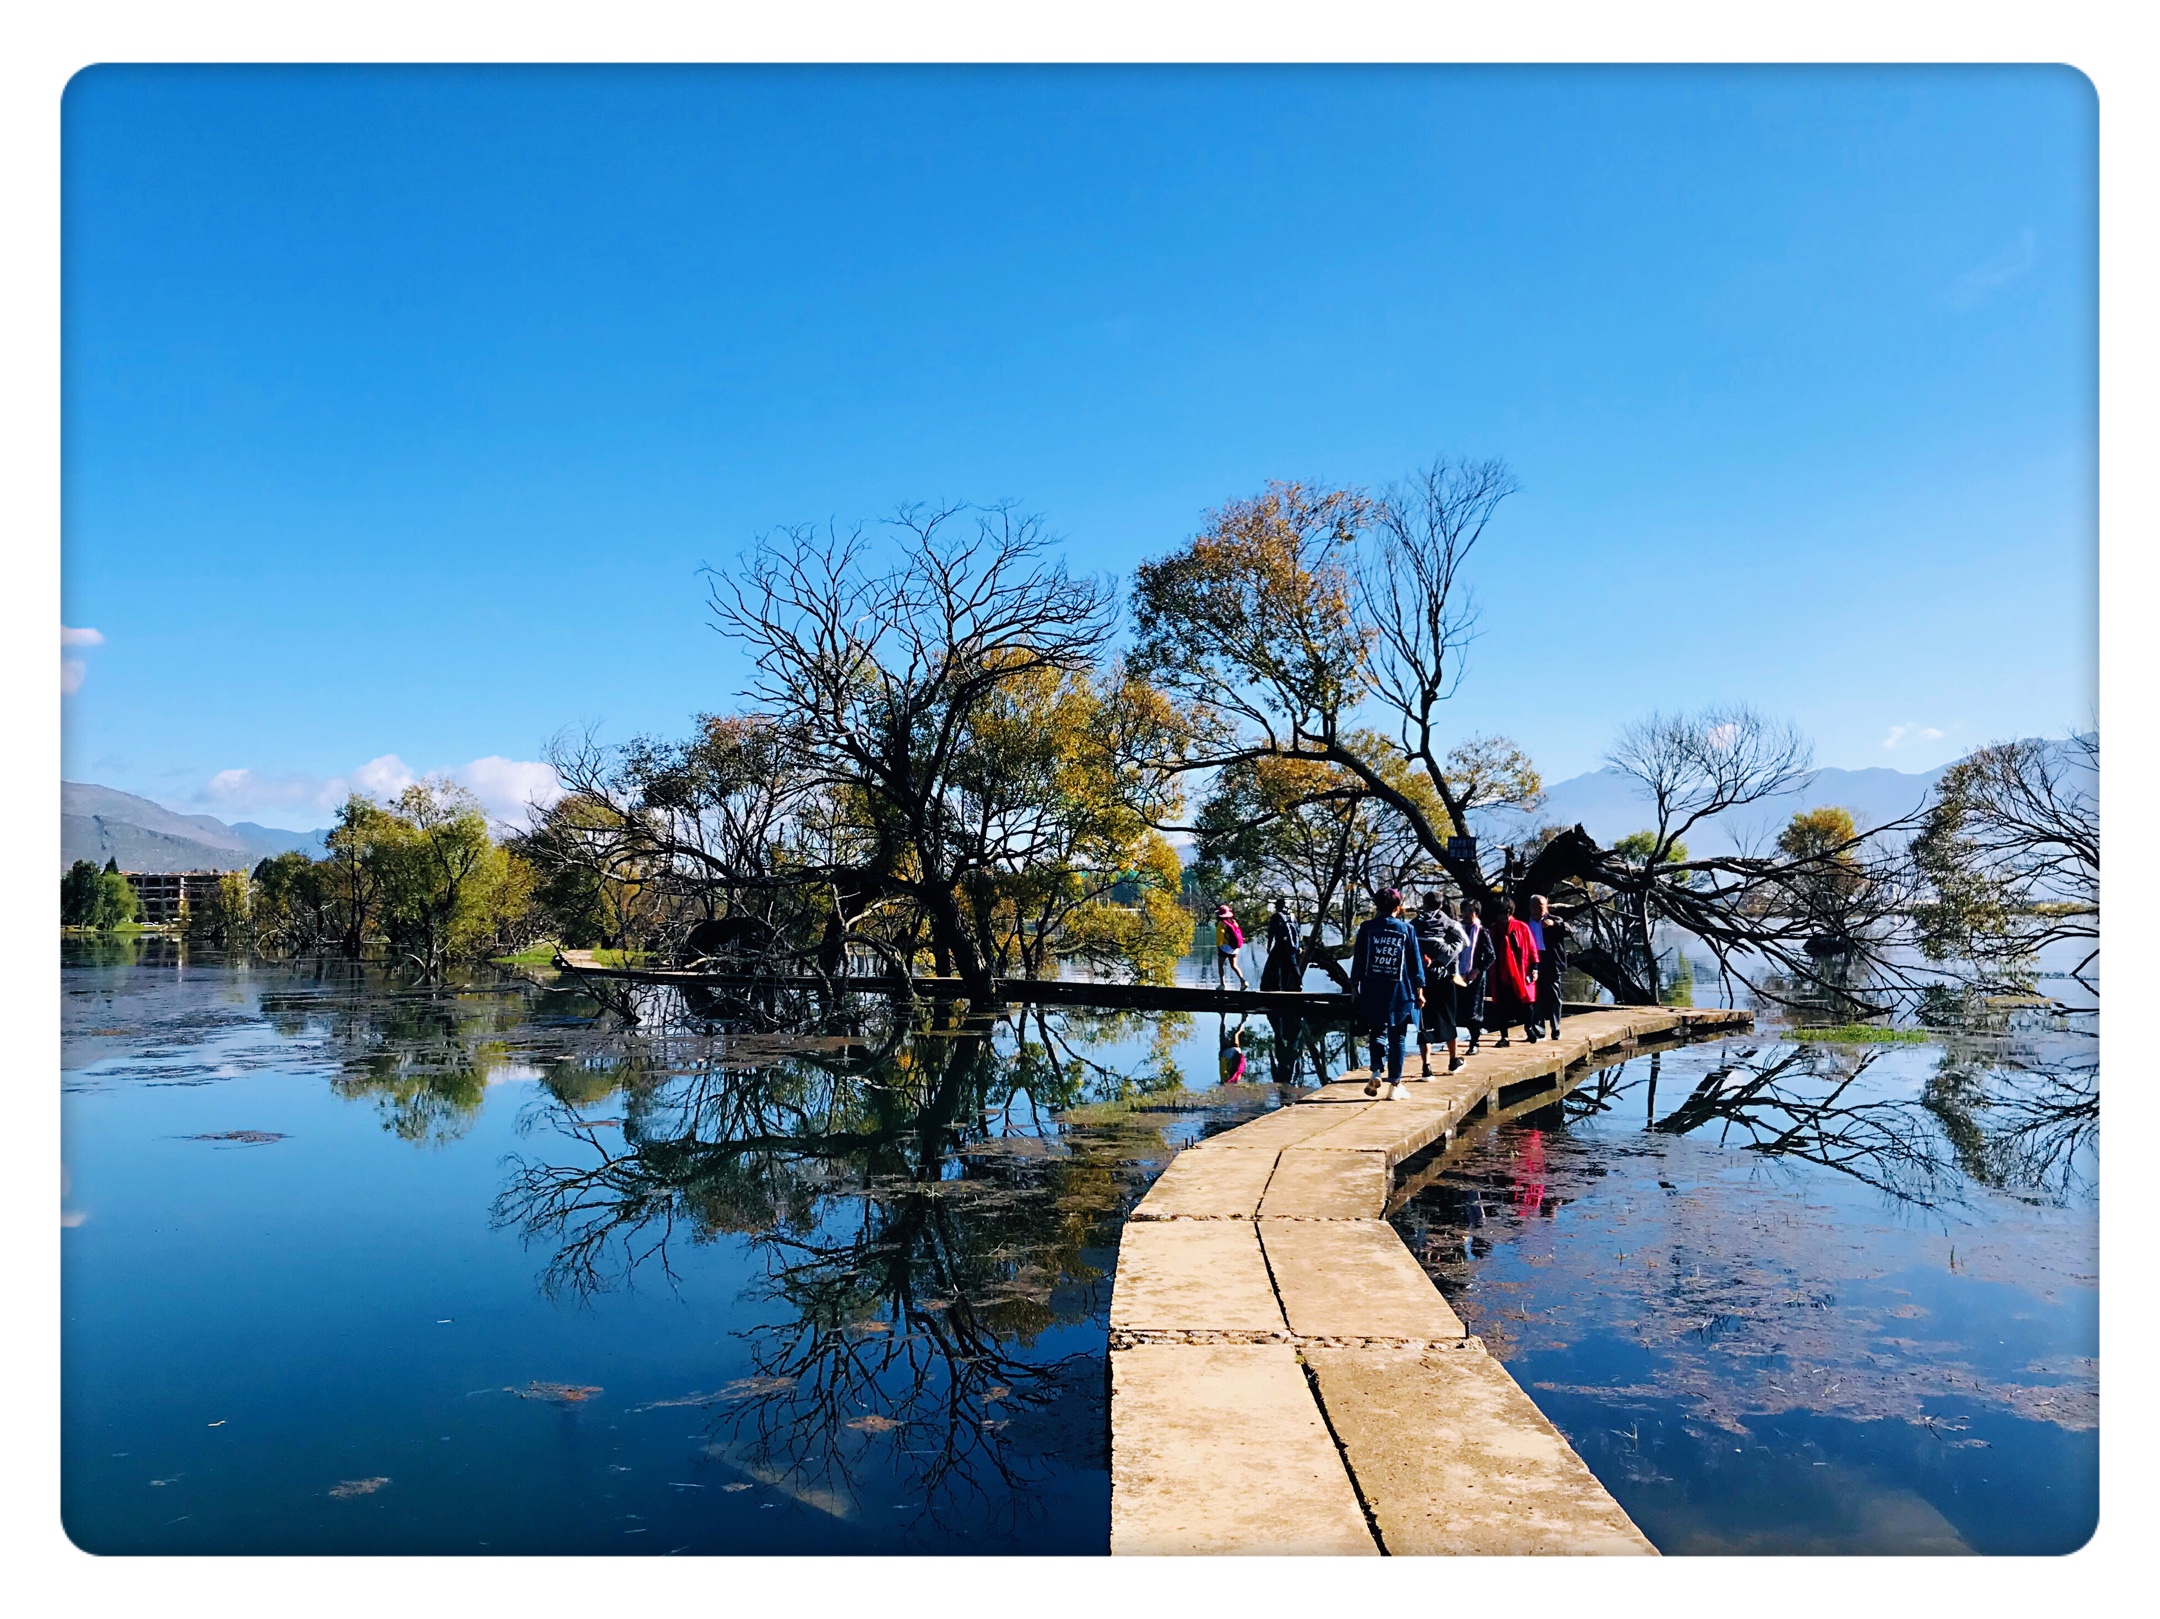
[483,1008,1209,1535]
[67,947,1298,1551]
[1391,1026,2097,1553]
[1555,1036,2098,1209]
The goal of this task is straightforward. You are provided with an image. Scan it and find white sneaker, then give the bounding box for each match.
[1387,1083,1408,1101]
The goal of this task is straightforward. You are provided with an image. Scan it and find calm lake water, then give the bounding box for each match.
[1390,1027,2097,1554]
[62,941,2095,1555]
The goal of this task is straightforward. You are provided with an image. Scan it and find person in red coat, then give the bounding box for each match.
[1491,901,1543,1047]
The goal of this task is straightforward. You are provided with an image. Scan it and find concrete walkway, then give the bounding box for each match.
[1108,1004,1750,1556]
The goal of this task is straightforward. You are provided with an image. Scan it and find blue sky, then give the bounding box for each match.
[61,65,2096,831]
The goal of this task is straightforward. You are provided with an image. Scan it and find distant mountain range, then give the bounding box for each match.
[1471,737,2094,857]
[64,739,2086,877]
[62,782,329,874]
[1468,759,1954,857]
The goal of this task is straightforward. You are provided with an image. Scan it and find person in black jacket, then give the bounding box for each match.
[1530,894,1569,1039]
[1456,897,1497,1055]
[1259,897,1303,991]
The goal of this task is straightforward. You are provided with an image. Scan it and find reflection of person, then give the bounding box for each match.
[1349,888,1425,1100]
[1491,901,1542,1047]
[1217,1016,1248,1085]
[1213,904,1249,990]
[1412,890,1469,1074]
[1457,899,1496,1054]
[1510,1127,1549,1217]
[1260,898,1302,991]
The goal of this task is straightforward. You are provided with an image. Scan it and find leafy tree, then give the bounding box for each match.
[1189,728,1462,982]
[1611,830,1689,866]
[89,868,140,931]
[372,780,512,976]
[251,850,338,953]
[187,872,253,945]
[1131,463,1534,910]
[61,859,101,926]
[324,795,399,958]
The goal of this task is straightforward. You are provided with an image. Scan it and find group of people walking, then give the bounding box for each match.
[1211,887,1571,1100]
[1340,888,1569,1101]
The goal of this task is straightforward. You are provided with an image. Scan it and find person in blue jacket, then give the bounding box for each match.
[1349,887,1426,1100]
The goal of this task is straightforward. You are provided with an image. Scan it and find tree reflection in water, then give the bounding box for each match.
[486,994,1213,1539]
[1394,1023,2098,1444]
[257,964,567,1143]
[1553,1031,2096,1209]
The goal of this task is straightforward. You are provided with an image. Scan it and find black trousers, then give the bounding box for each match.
[1419,979,1459,1048]
[1462,970,1488,1036]
[1536,967,1565,1031]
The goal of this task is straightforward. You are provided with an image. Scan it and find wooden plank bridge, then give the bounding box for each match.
[550,950,1642,1021]
[552,950,1368,1014]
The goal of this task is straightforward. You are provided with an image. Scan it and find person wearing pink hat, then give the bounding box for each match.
[1212,903,1248,990]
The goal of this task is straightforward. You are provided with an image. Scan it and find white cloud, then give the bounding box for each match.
[1946,229,2037,312]
[1882,723,1946,752]
[61,625,103,695]
[197,753,562,831]
[455,756,567,827]
[351,754,419,799]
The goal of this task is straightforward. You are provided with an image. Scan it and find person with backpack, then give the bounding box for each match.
[1349,888,1426,1100]
[1412,890,1469,1075]
[1213,903,1249,990]
[1457,898,1497,1055]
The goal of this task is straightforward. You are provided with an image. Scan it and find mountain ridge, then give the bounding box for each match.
[61,782,329,874]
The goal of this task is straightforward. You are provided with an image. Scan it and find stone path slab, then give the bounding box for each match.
[1187,1103,1373,1149]
[1305,1346,1656,1555]
[1132,1146,1279,1220]
[1109,1004,1748,1555]
[1110,1218,1285,1336]
[1110,1344,1378,1555]
[1256,1148,1389,1219]
[1262,1221,1466,1341]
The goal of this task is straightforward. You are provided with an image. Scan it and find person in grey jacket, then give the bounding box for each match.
[1412,890,1469,1074]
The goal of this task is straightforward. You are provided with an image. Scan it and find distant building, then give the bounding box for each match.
[121,870,243,925]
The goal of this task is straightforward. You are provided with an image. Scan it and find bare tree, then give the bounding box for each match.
[1913,732,2098,989]
[711,504,1118,996]
[1606,707,1817,861]
[1481,705,1936,1013]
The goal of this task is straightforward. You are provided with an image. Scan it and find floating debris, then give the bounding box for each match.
[630,1392,716,1411]
[847,1413,898,1433]
[182,1131,288,1145]
[514,1381,603,1404]
[329,1477,391,1499]
[715,1375,794,1400]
